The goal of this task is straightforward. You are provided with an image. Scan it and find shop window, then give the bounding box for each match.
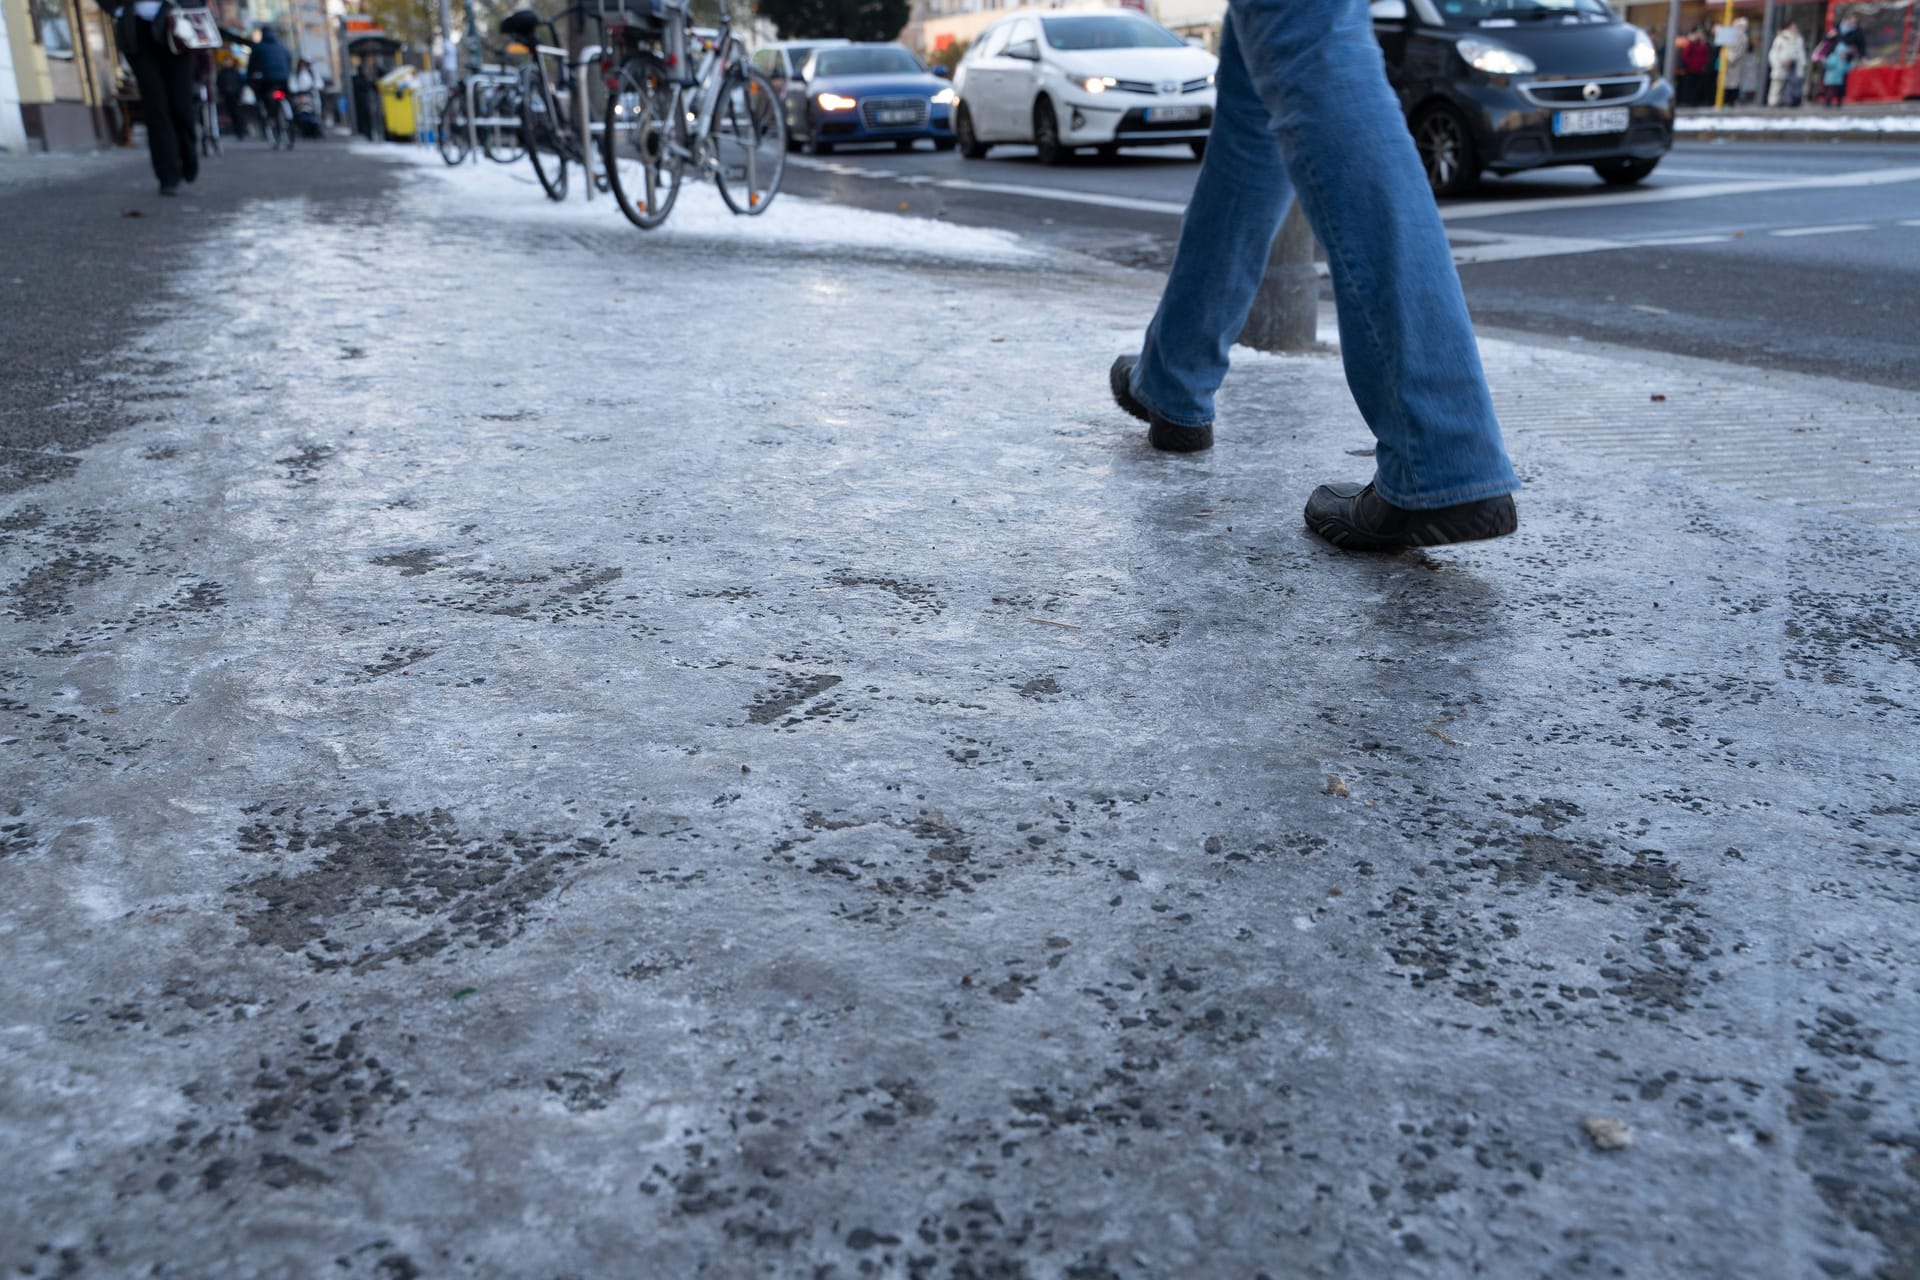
[34,0,76,57]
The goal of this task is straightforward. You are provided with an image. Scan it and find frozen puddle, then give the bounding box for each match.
[363,141,1037,261]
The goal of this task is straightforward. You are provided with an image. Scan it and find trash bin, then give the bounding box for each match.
[379,66,417,140]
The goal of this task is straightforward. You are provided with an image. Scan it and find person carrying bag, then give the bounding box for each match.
[102,0,218,193]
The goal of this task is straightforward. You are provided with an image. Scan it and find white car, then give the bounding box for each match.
[952,9,1217,164]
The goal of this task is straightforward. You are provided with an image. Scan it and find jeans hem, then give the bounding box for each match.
[1129,372,1214,431]
[1373,475,1521,511]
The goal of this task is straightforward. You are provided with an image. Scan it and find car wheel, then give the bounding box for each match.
[1412,104,1479,198]
[956,104,989,159]
[1033,97,1067,165]
[807,135,834,156]
[1189,139,1206,161]
[1594,156,1660,186]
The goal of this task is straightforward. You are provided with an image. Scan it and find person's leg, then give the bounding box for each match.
[130,32,183,188]
[159,52,198,182]
[1129,14,1291,431]
[1229,0,1516,507]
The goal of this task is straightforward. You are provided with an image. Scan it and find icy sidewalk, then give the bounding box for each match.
[2,147,1917,1280]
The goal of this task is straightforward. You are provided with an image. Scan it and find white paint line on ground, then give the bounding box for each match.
[930,175,1188,215]
[1437,164,1920,222]
[788,156,1189,215]
[1632,233,1736,246]
[1899,218,1920,227]
[1769,223,1875,237]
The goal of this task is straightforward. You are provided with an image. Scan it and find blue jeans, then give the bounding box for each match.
[1131,0,1520,509]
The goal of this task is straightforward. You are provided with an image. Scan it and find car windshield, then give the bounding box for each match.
[1437,0,1613,24]
[784,45,818,71]
[811,46,922,76]
[1040,14,1185,49]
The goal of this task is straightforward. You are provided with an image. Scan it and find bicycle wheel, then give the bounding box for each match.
[482,85,525,163]
[438,91,471,164]
[603,54,682,230]
[713,65,784,216]
[524,83,569,201]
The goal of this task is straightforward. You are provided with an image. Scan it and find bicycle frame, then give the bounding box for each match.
[658,7,747,173]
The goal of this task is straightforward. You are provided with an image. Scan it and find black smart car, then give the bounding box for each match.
[1370,0,1674,196]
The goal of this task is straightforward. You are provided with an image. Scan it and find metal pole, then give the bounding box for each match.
[439,0,456,80]
[1664,0,1681,81]
[1713,0,1733,107]
[1760,0,1777,102]
[1237,203,1318,353]
[571,7,591,200]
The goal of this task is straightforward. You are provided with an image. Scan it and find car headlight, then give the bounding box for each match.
[816,92,857,112]
[1074,75,1117,94]
[1629,29,1657,71]
[1456,38,1535,75]
[931,86,956,105]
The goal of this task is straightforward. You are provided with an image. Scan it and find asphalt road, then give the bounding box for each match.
[781,138,1920,390]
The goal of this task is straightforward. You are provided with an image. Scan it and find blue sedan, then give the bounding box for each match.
[784,43,957,155]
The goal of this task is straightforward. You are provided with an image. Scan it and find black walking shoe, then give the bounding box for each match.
[1109,355,1213,453]
[1304,481,1517,552]
[158,182,180,197]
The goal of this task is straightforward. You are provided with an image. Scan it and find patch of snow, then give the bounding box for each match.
[358,142,1036,261]
[1677,114,1920,133]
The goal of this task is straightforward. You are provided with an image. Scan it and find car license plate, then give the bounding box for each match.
[1553,107,1629,136]
[1145,105,1202,123]
[875,109,918,124]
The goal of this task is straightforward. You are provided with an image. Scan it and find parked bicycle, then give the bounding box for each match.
[498,6,608,201]
[601,0,785,229]
[438,51,527,166]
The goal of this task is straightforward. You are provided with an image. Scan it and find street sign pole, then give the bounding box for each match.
[1664,0,1680,82]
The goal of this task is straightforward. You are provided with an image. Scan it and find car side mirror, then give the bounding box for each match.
[1008,40,1038,60]
[931,64,951,78]
[1369,0,1408,19]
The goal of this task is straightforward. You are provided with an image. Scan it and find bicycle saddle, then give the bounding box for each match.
[498,8,541,39]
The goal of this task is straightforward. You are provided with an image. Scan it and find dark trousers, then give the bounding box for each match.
[221,89,247,137]
[130,21,198,187]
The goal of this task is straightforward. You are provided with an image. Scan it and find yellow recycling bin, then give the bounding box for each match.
[379,67,417,140]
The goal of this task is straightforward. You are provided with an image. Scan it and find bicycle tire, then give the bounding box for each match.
[524,85,569,201]
[438,93,471,164]
[482,86,525,163]
[713,65,785,217]
[603,53,681,230]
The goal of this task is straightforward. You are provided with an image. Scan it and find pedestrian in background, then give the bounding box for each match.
[100,0,198,194]
[1821,37,1855,105]
[216,52,246,137]
[1110,0,1519,551]
[1768,22,1806,106]
[1681,25,1712,106]
[1717,17,1751,106]
[1838,14,1867,59]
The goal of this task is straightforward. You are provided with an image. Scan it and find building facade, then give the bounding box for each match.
[2,0,122,149]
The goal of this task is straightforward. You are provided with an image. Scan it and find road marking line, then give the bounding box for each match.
[1438,164,1920,221]
[1769,223,1875,237]
[1900,218,1920,227]
[1632,234,1734,246]
[789,155,1920,229]
[927,175,1187,215]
